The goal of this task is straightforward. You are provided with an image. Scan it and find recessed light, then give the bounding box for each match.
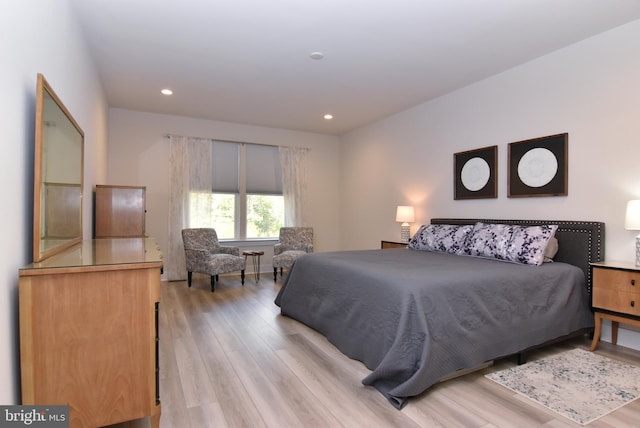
[161,89,173,95]
[310,52,324,60]
[324,114,333,120]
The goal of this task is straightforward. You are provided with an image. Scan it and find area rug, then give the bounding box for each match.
[485,348,640,425]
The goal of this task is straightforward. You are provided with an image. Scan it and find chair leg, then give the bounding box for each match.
[241,270,245,285]
[210,275,215,292]
[273,267,277,282]
[187,271,192,287]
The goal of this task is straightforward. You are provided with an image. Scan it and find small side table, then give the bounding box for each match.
[590,261,640,351]
[242,250,265,283]
[381,240,408,249]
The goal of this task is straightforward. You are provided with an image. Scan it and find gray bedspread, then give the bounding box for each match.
[274,248,594,409]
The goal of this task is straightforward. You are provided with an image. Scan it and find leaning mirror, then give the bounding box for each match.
[33,74,84,262]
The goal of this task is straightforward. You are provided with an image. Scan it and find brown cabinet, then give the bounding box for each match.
[381,240,408,249]
[95,185,146,238]
[589,261,640,351]
[19,238,163,428]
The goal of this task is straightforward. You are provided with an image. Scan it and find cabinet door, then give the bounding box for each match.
[19,266,160,427]
[95,186,145,237]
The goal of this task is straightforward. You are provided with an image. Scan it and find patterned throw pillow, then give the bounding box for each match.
[411,222,558,266]
[408,224,474,255]
[505,224,558,266]
[462,222,514,260]
[462,222,558,266]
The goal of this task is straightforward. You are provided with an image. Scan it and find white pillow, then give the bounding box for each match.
[543,236,559,262]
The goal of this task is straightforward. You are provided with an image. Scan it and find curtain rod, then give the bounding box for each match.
[164,133,309,151]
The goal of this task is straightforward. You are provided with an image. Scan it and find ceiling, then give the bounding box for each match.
[69,0,640,135]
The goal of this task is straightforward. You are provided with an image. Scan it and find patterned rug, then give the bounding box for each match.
[485,348,640,425]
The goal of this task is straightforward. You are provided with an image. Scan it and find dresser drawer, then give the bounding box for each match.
[592,267,640,292]
[592,288,640,316]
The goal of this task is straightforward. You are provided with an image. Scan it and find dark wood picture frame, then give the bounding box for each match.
[454,145,498,200]
[508,133,568,198]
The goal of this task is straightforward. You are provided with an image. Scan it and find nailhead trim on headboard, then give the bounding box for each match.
[430,219,605,296]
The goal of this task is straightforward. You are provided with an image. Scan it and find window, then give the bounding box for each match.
[188,141,284,240]
[246,194,284,238]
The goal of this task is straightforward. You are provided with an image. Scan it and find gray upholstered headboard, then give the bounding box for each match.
[430,219,605,295]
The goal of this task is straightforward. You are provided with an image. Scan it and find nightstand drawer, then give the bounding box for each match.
[592,267,640,292]
[592,288,640,316]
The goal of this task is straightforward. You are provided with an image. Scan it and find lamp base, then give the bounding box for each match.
[636,236,640,267]
[400,224,410,242]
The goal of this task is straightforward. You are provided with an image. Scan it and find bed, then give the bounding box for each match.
[274,219,604,409]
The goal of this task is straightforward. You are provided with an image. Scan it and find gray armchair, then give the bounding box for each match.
[273,227,313,281]
[182,228,245,292]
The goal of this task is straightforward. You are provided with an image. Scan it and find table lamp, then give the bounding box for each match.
[624,200,640,266]
[396,205,415,242]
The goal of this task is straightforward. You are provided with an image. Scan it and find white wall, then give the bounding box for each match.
[0,1,108,404]
[107,108,342,277]
[341,20,640,349]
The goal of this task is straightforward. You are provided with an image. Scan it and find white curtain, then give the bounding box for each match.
[166,136,212,281]
[279,146,308,226]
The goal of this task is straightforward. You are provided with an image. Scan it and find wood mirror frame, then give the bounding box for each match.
[33,74,84,262]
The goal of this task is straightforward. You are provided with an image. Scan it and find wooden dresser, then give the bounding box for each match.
[19,238,163,428]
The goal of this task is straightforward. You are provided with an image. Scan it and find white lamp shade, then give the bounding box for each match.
[395,205,415,223]
[625,200,640,230]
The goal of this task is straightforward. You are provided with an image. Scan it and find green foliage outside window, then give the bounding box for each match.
[247,194,284,238]
[189,192,283,239]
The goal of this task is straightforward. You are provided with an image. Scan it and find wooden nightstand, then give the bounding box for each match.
[590,261,640,351]
[381,240,408,249]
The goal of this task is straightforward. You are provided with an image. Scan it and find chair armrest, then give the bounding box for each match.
[274,243,313,254]
[274,243,284,256]
[218,246,240,256]
[184,249,211,270]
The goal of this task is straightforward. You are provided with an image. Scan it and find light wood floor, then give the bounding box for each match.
[110,274,640,428]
